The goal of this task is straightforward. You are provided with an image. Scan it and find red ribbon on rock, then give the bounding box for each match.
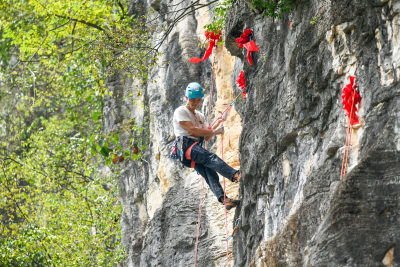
[236,71,246,99]
[341,76,361,125]
[190,30,221,63]
[236,28,259,66]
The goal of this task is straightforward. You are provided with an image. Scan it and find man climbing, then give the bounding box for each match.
[172,82,241,210]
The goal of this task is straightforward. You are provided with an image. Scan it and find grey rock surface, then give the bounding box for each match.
[224,0,400,266]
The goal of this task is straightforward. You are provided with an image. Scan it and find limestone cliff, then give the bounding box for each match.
[104,0,400,266]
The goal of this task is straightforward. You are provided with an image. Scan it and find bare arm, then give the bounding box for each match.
[179,121,214,137]
[179,119,223,141]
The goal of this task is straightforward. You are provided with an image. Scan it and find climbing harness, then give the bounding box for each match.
[340,76,361,180]
[170,139,179,159]
[170,137,203,169]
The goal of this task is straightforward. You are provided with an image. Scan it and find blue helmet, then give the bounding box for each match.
[186,82,204,98]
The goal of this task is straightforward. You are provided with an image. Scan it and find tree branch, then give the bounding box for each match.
[49,19,72,31]
[55,15,111,38]
[115,0,126,18]
[11,34,48,70]
[1,156,48,178]
[11,19,72,69]
[70,21,77,55]
[152,0,219,51]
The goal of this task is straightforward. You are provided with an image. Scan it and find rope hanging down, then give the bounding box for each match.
[191,30,231,266]
[194,56,216,267]
[193,69,246,267]
[221,133,230,267]
[192,29,250,267]
[211,71,247,267]
[340,76,361,180]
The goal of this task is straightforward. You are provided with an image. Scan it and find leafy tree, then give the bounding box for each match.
[0,0,155,265]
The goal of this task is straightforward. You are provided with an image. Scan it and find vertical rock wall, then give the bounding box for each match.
[223,0,400,266]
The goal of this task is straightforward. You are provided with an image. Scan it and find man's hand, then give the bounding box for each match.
[213,125,224,135]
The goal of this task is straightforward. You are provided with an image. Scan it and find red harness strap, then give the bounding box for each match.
[185,142,198,168]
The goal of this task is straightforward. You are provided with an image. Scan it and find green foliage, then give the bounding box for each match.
[310,16,317,24]
[205,0,296,37]
[0,0,157,265]
[204,0,233,35]
[251,0,296,18]
[92,16,157,79]
[0,224,53,266]
[0,113,126,265]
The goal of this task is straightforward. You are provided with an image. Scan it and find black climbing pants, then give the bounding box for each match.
[179,136,238,202]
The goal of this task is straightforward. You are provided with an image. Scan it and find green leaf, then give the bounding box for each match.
[92,111,100,121]
[91,144,97,155]
[100,147,109,157]
[113,134,119,145]
[99,139,105,148]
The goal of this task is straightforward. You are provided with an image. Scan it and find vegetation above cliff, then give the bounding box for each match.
[205,0,295,33]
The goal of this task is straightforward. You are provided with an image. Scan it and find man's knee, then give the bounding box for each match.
[203,152,219,165]
[191,146,213,163]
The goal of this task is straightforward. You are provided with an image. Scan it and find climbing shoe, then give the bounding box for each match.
[224,198,240,210]
[232,171,241,183]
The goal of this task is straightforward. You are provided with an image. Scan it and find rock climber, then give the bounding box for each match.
[172,82,241,210]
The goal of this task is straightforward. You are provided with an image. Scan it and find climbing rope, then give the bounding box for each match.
[191,28,256,266]
[193,29,250,266]
[209,92,243,128]
[194,58,244,267]
[194,179,204,267]
[215,92,244,267]
[221,133,230,266]
[194,55,217,267]
[340,81,357,180]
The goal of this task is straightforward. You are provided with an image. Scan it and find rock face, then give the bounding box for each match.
[105,0,400,266]
[224,0,400,266]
